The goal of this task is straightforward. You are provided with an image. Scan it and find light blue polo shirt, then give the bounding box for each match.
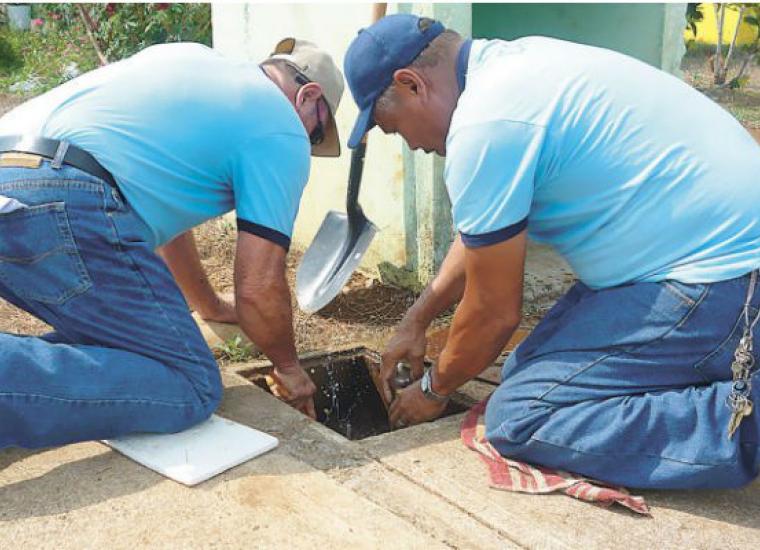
[446,38,760,288]
[0,42,310,249]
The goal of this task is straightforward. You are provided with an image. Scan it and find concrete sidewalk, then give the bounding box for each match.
[2,370,758,549]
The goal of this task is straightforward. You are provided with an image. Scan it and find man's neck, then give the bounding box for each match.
[260,63,295,104]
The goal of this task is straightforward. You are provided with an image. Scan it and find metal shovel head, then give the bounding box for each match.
[296,210,377,313]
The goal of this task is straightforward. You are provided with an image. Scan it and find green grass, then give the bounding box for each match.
[0,27,99,95]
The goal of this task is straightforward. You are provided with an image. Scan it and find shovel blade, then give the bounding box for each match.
[296,210,377,313]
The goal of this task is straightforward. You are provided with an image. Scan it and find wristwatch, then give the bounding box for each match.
[420,368,450,403]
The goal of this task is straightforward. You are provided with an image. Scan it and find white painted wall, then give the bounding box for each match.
[212,3,409,273]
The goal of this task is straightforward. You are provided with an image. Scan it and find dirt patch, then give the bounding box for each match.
[0,93,24,116]
[317,277,417,327]
[0,301,49,336]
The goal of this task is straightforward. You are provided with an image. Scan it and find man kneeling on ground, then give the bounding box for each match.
[0,38,344,448]
[344,14,760,489]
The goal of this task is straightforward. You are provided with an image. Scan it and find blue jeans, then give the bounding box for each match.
[0,160,221,449]
[485,274,760,489]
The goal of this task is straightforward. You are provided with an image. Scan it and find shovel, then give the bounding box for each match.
[296,139,377,313]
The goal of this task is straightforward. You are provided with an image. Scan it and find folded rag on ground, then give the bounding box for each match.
[461,398,650,515]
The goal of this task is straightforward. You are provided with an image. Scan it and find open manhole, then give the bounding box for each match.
[239,347,470,440]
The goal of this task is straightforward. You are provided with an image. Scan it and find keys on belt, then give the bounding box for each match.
[726,270,759,439]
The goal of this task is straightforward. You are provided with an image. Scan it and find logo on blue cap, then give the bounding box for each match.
[344,14,445,148]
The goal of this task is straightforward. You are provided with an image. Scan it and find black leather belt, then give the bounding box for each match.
[0,135,118,188]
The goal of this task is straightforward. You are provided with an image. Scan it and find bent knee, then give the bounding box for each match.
[202,365,223,414]
[485,381,555,451]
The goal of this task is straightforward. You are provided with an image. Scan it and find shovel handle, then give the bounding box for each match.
[346,141,367,219]
[344,4,385,218]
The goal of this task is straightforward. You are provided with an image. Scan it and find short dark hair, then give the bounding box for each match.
[375,29,462,113]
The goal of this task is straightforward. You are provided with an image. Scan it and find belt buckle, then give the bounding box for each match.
[0,152,43,169]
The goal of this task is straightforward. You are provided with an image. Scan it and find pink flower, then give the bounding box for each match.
[155,3,170,11]
[31,18,45,28]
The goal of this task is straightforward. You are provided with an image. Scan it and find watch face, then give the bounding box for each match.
[421,369,431,393]
[421,369,448,402]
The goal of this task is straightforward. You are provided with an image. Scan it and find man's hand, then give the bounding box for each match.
[267,364,317,419]
[197,292,238,324]
[388,380,448,429]
[380,319,427,405]
[378,236,468,406]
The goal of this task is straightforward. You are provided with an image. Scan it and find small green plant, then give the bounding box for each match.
[213,335,255,362]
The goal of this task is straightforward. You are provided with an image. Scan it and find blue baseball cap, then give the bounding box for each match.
[344,14,445,148]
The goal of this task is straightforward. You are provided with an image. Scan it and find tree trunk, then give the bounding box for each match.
[723,6,746,82]
[77,4,109,66]
[714,3,726,85]
[732,37,760,86]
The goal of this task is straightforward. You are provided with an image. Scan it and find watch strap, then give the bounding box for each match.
[421,368,450,403]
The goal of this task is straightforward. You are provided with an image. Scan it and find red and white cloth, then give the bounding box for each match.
[461,398,650,515]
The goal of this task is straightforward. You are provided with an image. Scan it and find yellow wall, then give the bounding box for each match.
[685,3,758,45]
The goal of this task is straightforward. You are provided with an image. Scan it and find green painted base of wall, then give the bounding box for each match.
[473,3,685,72]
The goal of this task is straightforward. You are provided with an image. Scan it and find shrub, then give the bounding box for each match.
[42,3,212,63]
[0,34,22,73]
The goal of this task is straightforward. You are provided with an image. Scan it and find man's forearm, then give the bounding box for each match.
[432,233,527,395]
[157,230,221,316]
[405,235,467,328]
[235,273,299,369]
[433,302,518,395]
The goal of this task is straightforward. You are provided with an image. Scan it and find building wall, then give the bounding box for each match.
[212,3,410,274]
[473,3,687,74]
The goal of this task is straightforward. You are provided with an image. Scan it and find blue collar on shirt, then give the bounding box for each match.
[456,39,473,93]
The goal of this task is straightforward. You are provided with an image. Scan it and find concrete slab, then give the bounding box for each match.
[0,392,431,549]
[0,444,442,549]
[360,413,760,550]
[523,242,575,310]
[3,371,759,549]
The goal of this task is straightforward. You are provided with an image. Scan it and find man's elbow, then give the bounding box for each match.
[235,273,285,306]
[488,312,521,336]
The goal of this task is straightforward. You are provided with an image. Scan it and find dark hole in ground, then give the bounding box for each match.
[241,348,469,441]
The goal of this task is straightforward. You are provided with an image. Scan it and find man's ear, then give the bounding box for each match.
[392,68,428,100]
[296,82,323,106]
